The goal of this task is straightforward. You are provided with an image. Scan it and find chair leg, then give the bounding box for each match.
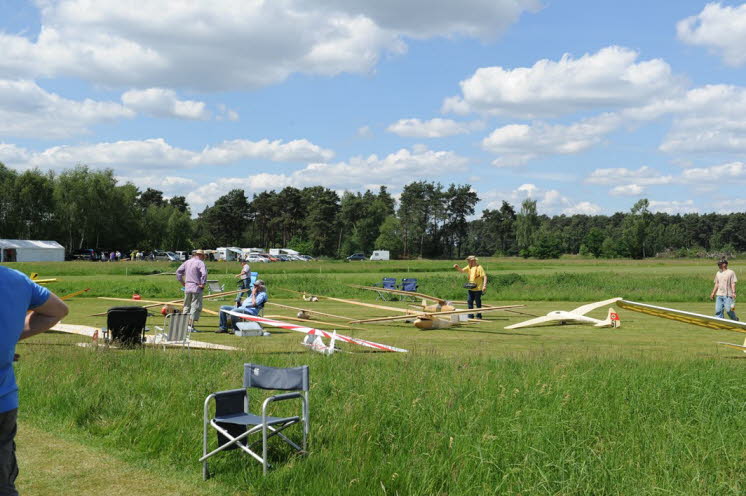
[262,423,268,475]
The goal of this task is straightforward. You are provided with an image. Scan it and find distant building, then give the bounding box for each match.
[0,239,65,262]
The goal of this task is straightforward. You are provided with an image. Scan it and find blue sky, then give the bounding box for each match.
[1,0,746,216]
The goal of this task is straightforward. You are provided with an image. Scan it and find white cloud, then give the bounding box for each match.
[677,3,746,67]
[0,0,539,91]
[443,46,680,118]
[650,85,746,154]
[585,166,673,186]
[357,125,373,138]
[479,183,599,215]
[0,137,335,171]
[0,79,133,138]
[609,184,645,196]
[186,146,469,210]
[483,114,620,166]
[648,199,698,214]
[563,201,602,215]
[680,161,746,183]
[712,198,746,213]
[316,0,541,40]
[121,88,210,120]
[387,118,483,138]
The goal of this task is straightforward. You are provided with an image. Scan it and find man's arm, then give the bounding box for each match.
[710,279,718,300]
[482,273,488,294]
[20,293,69,340]
[176,262,186,286]
[452,264,466,273]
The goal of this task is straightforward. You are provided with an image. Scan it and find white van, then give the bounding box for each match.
[370,250,390,261]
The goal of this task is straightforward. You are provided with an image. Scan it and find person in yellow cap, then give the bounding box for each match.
[453,255,488,319]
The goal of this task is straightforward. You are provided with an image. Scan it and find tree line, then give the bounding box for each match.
[1,163,744,259]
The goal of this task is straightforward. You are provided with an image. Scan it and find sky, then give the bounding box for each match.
[1,0,746,217]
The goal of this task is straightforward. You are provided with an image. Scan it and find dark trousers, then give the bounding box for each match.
[0,409,18,496]
[467,290,483,319]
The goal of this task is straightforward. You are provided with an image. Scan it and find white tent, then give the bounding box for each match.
[0,239,65,262]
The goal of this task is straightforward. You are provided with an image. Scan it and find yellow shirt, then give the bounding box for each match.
[466,264,486,289]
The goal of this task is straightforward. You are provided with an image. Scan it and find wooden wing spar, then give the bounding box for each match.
[349,304,525,324]
[221,309,408,353]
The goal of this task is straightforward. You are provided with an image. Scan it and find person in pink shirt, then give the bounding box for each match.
[176,249,208,331]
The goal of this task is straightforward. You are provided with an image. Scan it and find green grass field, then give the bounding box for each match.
[7,257,746,495]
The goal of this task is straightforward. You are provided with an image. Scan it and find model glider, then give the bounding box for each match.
[48,323,238,351]
[617,299,746,351]
[504,298,622,330]
[221,309,407,354]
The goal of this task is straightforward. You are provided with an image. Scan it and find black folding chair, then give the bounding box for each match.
[103,306,147,347]
[201,363,309,478]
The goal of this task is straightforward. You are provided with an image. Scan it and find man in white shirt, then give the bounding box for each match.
[235,261,251,305]
[710,259,738,320]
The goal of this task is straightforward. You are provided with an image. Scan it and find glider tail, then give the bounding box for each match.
[595,308,621,328]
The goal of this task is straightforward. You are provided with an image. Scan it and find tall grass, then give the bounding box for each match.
[10,258,743,494]
[16,346,746,495]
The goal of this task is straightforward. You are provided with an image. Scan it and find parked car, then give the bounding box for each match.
[259,253,280,262]
[246,254,269,263]
[153,250,179,261]
[346,253,367,261]
[71,248,99,261]
[298,254,314,261]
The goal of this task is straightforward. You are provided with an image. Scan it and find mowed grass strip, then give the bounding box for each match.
[16,422,219,496]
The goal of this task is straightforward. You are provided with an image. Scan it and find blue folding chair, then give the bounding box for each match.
[398,278,418,301]
[372,277,397,300]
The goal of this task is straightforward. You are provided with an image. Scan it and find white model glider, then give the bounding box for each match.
[221,309,408,354]
[617,299,746,351]
[504,298,622,330]
[49,323,238,351]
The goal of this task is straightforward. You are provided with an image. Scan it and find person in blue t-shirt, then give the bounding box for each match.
[0,267,68,495]
[217,279,267,333]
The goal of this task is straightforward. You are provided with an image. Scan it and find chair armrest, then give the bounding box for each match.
[261,392,304,417]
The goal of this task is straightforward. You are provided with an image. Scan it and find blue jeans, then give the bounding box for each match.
[467,290,483,319]
[236,278,251,304]
[715,296,738,320]
[219,305,260,331]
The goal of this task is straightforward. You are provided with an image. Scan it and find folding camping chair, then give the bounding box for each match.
[372,277,398,301]
[398,278,419,301]
[201,363,309,478]
[207,280,225,298]
[153,312,191,349]
[102,306,148,347]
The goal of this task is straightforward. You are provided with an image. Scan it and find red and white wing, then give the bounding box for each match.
[221,309,408,353]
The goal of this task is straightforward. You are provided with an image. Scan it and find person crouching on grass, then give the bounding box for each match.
[0,266,69,495]
[711,258,738,321]
[453,255,488,319]
[217,279,268,333]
